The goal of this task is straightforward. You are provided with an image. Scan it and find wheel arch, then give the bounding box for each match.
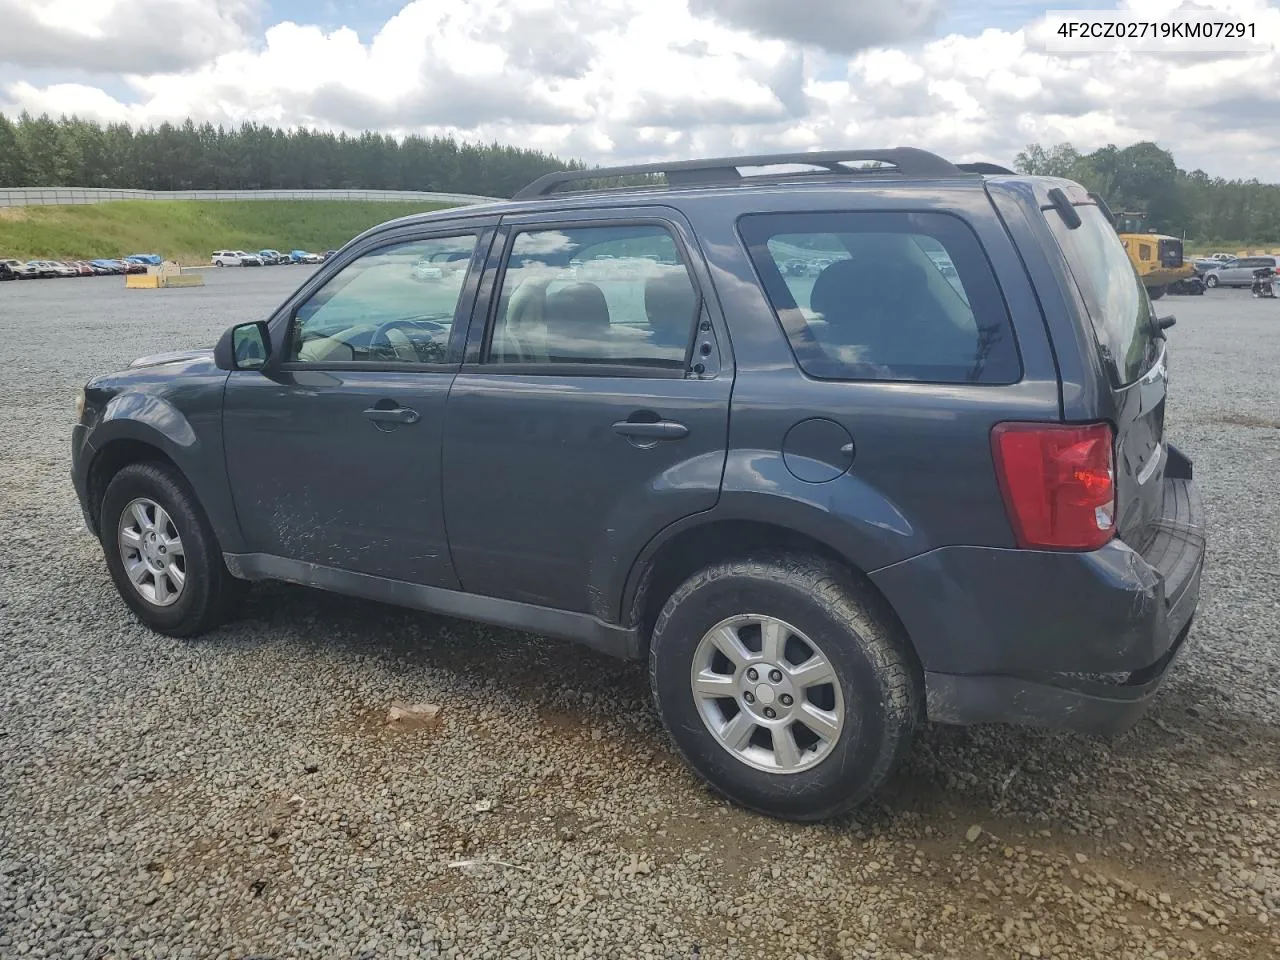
[85,436,188,534]
[623,516,922,676]
[82,416,245,554]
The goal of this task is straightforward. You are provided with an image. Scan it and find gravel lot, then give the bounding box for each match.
[2,270,1278,960]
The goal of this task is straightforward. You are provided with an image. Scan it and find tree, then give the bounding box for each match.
[1013,143,1079,178]
[0,113,30,186]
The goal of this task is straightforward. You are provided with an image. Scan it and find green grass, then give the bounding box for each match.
[0,200,456,264]
[1185,240,1280,256]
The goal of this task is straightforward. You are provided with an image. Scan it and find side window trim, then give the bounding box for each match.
[464,215,706,379]
[267,221,496,372]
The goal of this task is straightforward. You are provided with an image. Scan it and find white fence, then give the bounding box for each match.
[0,188,501,207]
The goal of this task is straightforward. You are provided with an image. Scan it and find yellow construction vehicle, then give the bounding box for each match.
[1106,208,1197,300]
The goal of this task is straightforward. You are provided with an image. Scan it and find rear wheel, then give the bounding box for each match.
[100,462,239,637]
[1147,285,1167,300]
[649,554,920,821]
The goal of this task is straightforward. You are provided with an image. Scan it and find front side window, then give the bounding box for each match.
[288,235,477,365]
[741,211,1020,384]
[487,224,699,369]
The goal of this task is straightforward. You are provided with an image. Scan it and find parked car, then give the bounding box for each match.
[236,251,264,267]
[1,258,33,279]
[25,260,65,278]
[1202,255,1280,288]
[289,250,323,264]
[70,148,1204,822]
[90,259,124,275]
[0,261,16,281]
[212,250,247,267]
[69,261,96,277]
[126,254,163,266]
[259,249,288,265]
[122,260,148,275]
[322,250,337,261]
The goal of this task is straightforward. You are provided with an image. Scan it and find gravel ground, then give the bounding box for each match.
[1,270,1278,960]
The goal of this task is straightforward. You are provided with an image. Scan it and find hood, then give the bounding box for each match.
[129,348,215,369]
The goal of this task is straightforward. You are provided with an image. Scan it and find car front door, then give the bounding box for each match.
[222,222,495,588]
[441,210,733,619]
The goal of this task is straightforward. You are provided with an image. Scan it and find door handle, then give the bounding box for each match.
[363,405,420,424]
[612,419,689,440]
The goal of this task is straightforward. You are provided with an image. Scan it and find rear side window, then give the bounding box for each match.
[487,224,698,370]
[740,211,1020,384]
[1047,203,1153,386]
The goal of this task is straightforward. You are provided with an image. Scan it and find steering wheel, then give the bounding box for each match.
[371,319,450,362]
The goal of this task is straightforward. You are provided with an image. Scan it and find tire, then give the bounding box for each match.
[99,462,239,637]
[1204,274,1218,288]
[649,553,920,822]
[1147,285,1167,301]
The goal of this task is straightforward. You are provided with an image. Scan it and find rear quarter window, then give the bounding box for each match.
[1046,204,1154,387]
[739,211,1021,384]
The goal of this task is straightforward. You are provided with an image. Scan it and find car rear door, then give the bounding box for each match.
[440,208,732,620]
[1229,257,1260,284]
[1046,201,1167,546]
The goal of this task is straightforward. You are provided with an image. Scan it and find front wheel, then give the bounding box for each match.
[100,462,239,637]
[649,554,920,821]
[1204,274,1219,288]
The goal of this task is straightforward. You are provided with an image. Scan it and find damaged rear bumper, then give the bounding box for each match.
[873,446,1206,736]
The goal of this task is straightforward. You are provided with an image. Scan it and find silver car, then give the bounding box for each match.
[1203,255,1279,288]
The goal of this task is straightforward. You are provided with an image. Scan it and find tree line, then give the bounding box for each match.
[1015,141,1280,246]
[0,112,578,199]
[3,111,1276,239]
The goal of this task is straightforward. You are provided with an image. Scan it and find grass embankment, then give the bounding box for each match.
[1185,241,1280,256]
[0,200,455,264]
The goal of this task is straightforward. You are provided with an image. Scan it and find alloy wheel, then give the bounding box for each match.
[690,615,845,774]
[116,498,187,607]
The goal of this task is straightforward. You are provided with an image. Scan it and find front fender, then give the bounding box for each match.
[81,389,245,554]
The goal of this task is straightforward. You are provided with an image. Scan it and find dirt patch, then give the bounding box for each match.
[1213,412,1280,429]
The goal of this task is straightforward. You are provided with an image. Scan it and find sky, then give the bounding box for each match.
[2,0,1280,180]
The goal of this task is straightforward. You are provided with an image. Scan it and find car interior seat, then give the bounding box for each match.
[644,271,698,359]
[545,282,611,362]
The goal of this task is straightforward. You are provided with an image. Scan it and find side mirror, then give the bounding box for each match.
[214,320,272,371]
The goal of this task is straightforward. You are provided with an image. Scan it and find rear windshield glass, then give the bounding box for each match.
[1047,203,1153,386]
[739,211,1020,384]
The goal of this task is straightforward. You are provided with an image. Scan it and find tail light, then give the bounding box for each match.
[990,422,1116,551]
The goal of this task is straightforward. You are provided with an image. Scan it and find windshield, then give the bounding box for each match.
[1047,203,1154,386]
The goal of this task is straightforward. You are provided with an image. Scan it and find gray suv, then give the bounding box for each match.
[71,149,1206,821]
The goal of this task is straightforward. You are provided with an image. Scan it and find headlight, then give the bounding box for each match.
[75,388,86,421]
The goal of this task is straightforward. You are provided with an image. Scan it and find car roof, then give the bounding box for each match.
[347,148,1056,239]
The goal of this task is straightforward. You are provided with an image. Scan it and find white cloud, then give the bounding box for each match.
[0,0,257,73]
[3,0,1280,179]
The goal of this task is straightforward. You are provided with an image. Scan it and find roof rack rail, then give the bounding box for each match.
[956,162,1016,175]
[513,147,966,200]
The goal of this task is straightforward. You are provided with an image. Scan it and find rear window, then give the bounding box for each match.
[739,211,1020,384]
[1047,203,1154,386]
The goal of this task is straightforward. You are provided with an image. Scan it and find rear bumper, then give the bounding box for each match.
[871,448,1205,735]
